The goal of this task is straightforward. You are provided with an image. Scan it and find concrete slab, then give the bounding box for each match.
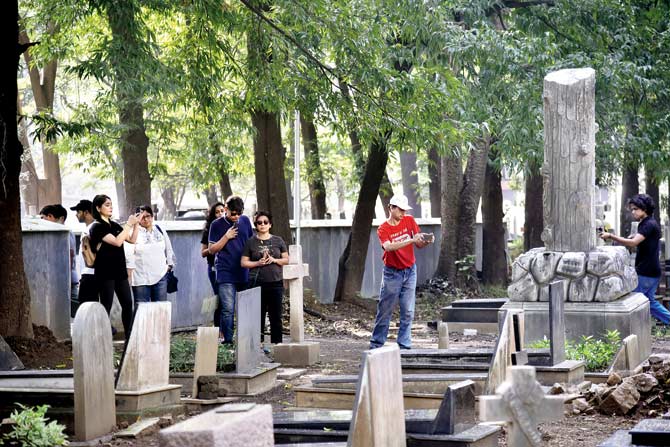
[274,342,320,366]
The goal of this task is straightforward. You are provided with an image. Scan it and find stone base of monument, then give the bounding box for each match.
[502,293,651,360]
[311,373,488,395]
[114,384,184,423]
[533,360,585,386]
[217,363,280,396]
[273,342,320,366]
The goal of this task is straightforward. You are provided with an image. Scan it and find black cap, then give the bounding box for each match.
[70,200,93,212]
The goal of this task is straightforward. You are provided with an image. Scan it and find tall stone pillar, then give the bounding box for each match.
[541,68,596,253]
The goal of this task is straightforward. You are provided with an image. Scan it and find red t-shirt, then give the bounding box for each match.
[377,215,420,270]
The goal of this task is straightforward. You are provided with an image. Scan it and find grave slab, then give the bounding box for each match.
[629,418,670,446]
[236,287,264,374]
[159,403,273,447]
[73,302,116,441]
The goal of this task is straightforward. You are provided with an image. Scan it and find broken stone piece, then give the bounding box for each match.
[631,373,658,393]
[606,372,622,387]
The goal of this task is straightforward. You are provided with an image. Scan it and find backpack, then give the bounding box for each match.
[81,224,101,268]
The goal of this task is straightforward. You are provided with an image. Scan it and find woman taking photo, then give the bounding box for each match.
[241,211,289,345]
[89,194,139,341]
[127,205,176,302]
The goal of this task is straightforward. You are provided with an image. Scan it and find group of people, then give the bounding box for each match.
[41,195,175,341]
[201,196,289,346]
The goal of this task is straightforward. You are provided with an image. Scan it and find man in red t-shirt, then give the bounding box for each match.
[370,194,434,350]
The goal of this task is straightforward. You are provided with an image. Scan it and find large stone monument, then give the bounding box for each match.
[505,68,651,358]
[274,245,320,366]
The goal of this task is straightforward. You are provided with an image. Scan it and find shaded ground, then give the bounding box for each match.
[5,325,73,369]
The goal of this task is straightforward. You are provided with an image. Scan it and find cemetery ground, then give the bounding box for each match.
[5,284,670,447]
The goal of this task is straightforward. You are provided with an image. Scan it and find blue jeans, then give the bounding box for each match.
[133,273,168,303]
[217,282,245,342]
[370,264,417,349]
[636,275,670,324]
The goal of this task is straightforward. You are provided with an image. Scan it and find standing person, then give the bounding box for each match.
[600,194,670,324]
[89,194,140,341]
[201,202,225,324]
[41,204,79,317]
[208,196,253,344]
[70,199,98,316]
[241,211,289,345]
[127,205,176,303]
[369,194,434,350]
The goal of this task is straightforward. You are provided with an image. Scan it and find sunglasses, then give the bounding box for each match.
[228,211,242,217]
[255,220,270,225]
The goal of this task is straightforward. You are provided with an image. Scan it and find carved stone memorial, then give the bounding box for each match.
[504,68,650,359]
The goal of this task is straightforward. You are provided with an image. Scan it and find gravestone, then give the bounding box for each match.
[548,281,566,365]
[159,403,273,447]
[479,366,563,447]
[486,311,515,394]
[73,302,116,441]
[630,419,670,446]
[0,336,24,371]
[348,345,406,447]
[431,379,475,435]
[236,287,263,374]
[192,327,220,398]
[504,68,650,360]
[608,334,640,373]
[274,245,320,366]
[438,322,449,350]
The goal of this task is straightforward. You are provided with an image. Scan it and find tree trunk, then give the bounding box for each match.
[106,5,152,217]
[18,102,39,215]
[251,111,292,244]
[435,153,462,281]
[620,164,639,237]
[0,2,33,338]
[205,185,218,207]
[219,168,232,200]
[427,147,441,218]
[378,171,393,218]
[336,175,346,219]
[482,149,508,286]
[161,186,177,220]
[524,164,544,251]
[300,115,327,219]
[645,165,660,223]
[456,137,490,290]
[334,136,389,302]
[399,150,421,217]
[19,28,61,207]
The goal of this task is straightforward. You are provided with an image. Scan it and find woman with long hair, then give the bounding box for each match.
[241,211,289,345]
[201,202,225,326]
[89,194,139,341]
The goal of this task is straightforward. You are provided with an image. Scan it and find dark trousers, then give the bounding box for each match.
[98,278,134,340]
[259,281,284,344]
[208,265,220,326]
[73,274,99,317]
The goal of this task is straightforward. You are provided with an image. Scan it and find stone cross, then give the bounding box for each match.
[282,245,310,343]
[348,345,406,447]
[73,302,116,441]
[236,287,263,373]
[116,302,172,391]
[480,366,564,447]
[192,326,219,398]
[541,68,596,253]
[548,280,566,365]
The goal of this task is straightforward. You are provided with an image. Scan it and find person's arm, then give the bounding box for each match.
[382,233,423,252]
[600,231,645,247]
[101,215,139,247]
[201,243,210,258]
[127,222,140,244]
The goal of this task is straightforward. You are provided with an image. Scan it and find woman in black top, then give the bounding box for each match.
[201,202,225,325]
[89,194,139,341]
[241,211,289,344]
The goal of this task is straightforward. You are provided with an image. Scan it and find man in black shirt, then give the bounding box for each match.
[600,194,670,324]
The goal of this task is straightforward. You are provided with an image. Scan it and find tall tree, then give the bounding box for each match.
[399,150,421,217]
[482,148,508,286]
[300,114,327,219]
[427,147,441,218]
[0,0,33,338]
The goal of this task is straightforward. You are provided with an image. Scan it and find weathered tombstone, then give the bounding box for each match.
[431,380,475,435]
[607,334,641,373]
[73,302,116,441]
[437,322,449,350]
[274,245,320,366]
[548,280,566,365]
[505,68,650,362]
[236,287,263,374]
[159,403,273,447]
[0,336,24,371]
[480,366,563,447]
[348,345,406,447]
[192,327,220,398]
[486,311,515,394]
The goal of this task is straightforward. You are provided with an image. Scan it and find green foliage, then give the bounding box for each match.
[508,238,525,262]
[1,404,68,447]
[169,335,235,373]
[480,284,508,298]
[528,329,621,372]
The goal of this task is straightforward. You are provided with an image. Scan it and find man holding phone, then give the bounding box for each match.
[369,194,434,350]
[208,195,253,343]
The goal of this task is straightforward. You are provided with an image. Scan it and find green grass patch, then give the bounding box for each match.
[527,329,621,372]
[169,334,235,373]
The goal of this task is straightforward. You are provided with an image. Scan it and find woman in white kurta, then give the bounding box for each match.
[127,205,176,302]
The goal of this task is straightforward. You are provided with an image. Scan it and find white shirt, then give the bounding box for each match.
[126,225,176,287]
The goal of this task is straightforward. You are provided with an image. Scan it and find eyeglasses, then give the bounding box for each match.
[228,211,241,217]
[255,220,270,225]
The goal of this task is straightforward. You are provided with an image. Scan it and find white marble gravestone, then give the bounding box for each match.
[236,287,263,374]
[348,345,406,447]
[438,322,449,349]
[73,302,116,441]
[274,245,320,366]
[480,366,563,447]
[192,326,220,398]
